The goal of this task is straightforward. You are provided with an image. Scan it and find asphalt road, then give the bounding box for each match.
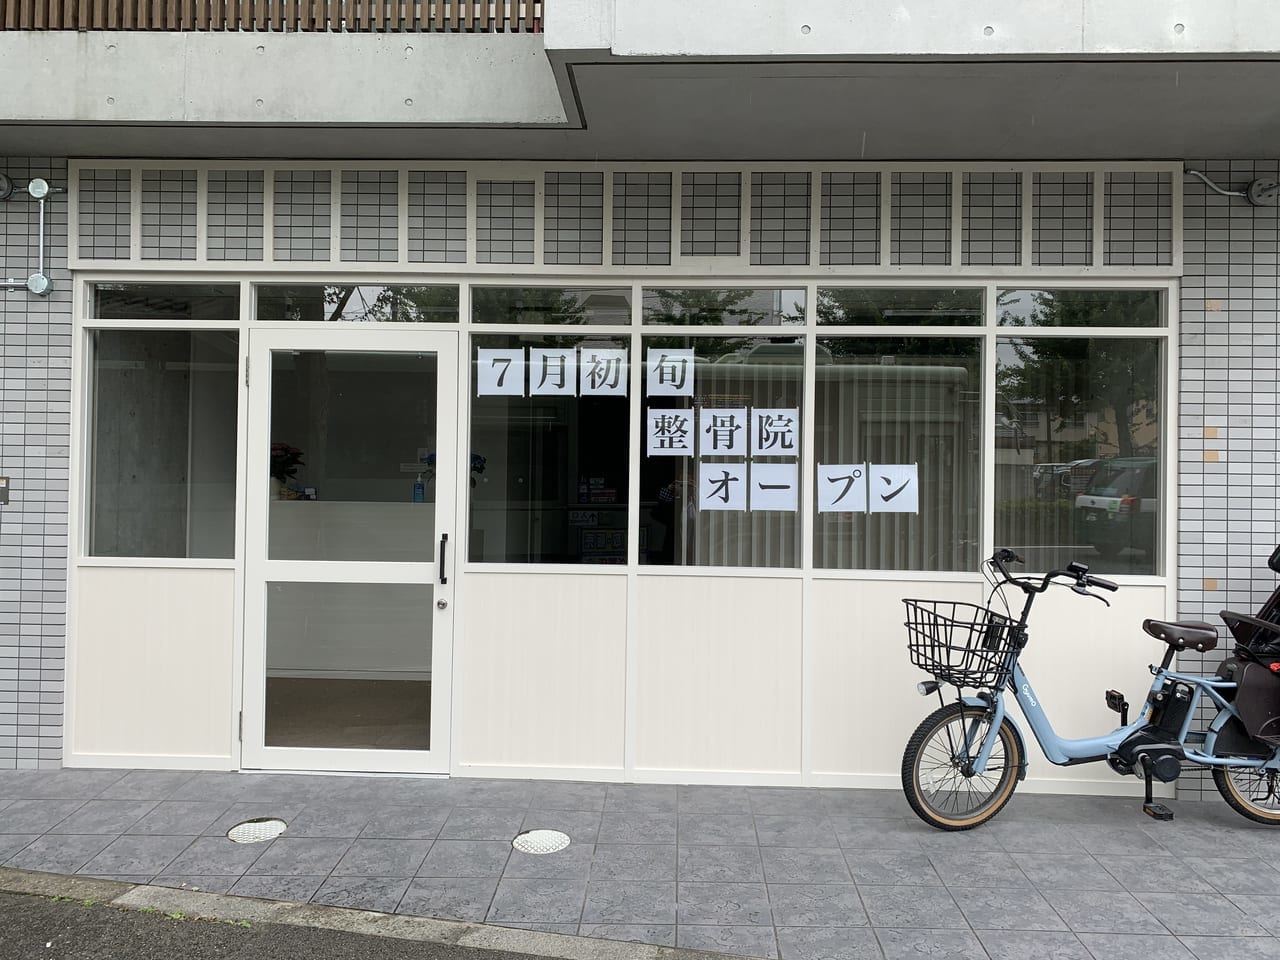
[0,892,546,960]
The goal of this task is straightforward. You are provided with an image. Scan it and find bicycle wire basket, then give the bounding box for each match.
[903,599,1022,689]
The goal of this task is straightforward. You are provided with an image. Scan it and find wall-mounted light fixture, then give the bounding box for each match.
[1,174,61,296]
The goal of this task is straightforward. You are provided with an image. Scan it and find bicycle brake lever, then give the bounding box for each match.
[1071,584,1111,607]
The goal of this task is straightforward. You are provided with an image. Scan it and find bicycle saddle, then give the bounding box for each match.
[1143,618,1218,652]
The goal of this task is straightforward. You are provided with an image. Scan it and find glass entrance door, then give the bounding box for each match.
[242,329,457,773]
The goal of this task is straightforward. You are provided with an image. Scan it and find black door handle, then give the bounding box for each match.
[438,533,448,585]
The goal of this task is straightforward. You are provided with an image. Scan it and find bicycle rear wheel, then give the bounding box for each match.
[902,702,1022,830]
[1213,763,1280,824]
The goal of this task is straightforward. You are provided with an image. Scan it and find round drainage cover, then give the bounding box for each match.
[227,817,287,844]
[512,829,570,855]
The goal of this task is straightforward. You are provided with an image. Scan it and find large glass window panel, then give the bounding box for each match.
[814,338,982,571]
[998,289,1164,327]
[89,330,239,558]
[641,334,804,568]
[471,286,631,325]
[817,288,983,326]
[257,285,459,323]
[642,288,806,326]
[92,283,239,321]
[469,335,630,563]
[268,351,439,562]
[996,336,1163,574]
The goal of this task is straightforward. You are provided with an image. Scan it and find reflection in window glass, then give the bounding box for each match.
[642,288,806,326]
[996,337,1162,575]
[469,335,630,563]
[817,288,983,326]
[814,338,982,571]
[257,285,459,323]
[471,287,631,324]
[90,330,239,558]
[93,284,240,321]
[998,289,1163,327]
[641,335,803,568]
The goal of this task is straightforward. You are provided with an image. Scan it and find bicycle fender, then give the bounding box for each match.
[961,696,1029,782]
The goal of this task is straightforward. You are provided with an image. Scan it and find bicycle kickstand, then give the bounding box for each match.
[1137,756,1174,821]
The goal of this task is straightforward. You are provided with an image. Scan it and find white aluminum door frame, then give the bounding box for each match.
[241,327,459,774]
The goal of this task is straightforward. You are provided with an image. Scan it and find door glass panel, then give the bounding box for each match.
[268,350,439,561]
[264,582,433,750]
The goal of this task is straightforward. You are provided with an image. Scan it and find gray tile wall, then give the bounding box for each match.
[340,170,399,263]
[76,169,130,260]
[408,171,467,264]
[0,157,71,770]
[820,172,879,266]
[612,172,671,266]
[206,171,264,262]
[890,172,950,265]
[273,171,332,262]
[140,170,197,261]
[476,180,535,265]
[962,172,1020,266]
[1105,171,1173,266]
[680,172,740,257]
[1032,171,1092,265]
[543,172,604,266]
[750,171,810,266]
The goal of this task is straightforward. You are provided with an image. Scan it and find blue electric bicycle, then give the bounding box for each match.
[901,547,1280,830]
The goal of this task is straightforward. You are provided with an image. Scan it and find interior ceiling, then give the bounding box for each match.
[3,58,1279,160]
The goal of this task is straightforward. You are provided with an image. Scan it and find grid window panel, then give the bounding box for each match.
[476,179,535,265]
[751,171,810,266]
[408,171,467,264]
[1033,172,1093,266]
[140,169,197,261]
[821,172,879,266]
[1105,171,1173,266]
[544,171,604,266]
[206,170,264,262]
[612,172,672,265]
[340,169,399,263]
[891,172,951,265]
[962,172,1021,266]
[273,170,332,262]
[681,172,741,257]
[77,168,131,260]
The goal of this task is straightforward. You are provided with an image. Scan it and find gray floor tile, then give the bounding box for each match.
[1012,853,1123,891]
[491,921,580,935]
[160,836,267,876]
[438,807,527,841]
[203,803,306,837]
[97,770,198,801]
[311,876,412,913]
[4,835,114,874]
[976,930,1092,960]
[1071,825,1172,856]
[582,880,676,924]
[417,840,511,877]
[504,843,593,880]
[1075,932,1196,960]
[125,801,231,837]
[598,811,677,844]
[151,875,238,894]
[522,809,601,845]
[82,874,154,883]
[761,847,852,883]
[858,886,967,929]
[1099,855,1216,893]
[756,815,838,848]
[678,844,765,882]
[280,804,371,839]
[949,885,1068,931]
[927,851,1025,887]
[1039,889,1167,934]
[678,786,752,815]
[0,835,38,862]
[1188,857,1280,895]
[77,835,195,877]
[768,882,867,926]
[591,843,677,881]
[452,781,534,809]
[1133,891,1268,936]
[398,877,498,922]
[915,827,1005,853]
[1178,936,1280,959]
[819,789,909,820]
[580,923,675,947]
[359,804,451,840]
[0,799,10,814]
[230,874,326,902]
[5,770,127,800]
[831,818,925,851]
[677,881,772,925]
[0,773,46,800]
[678,924,778,958]
[331,839,431,877]
[990,821,1087,854]
[876,928,986,960]
[245,837,350,877]
[0,797,86,833]
[777,926,883,960]
[46,799,159,835]
[526,782,607,812]
[605,785,677,813]
[748,788,827,817]
[1228,895,1280,935]
[487,878,588,924]
[844,849,940,886]
[679,813,756,845]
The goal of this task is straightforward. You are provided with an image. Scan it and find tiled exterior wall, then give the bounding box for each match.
[890,172,950,265]
[0,157,71,770]
[1176,159,1280,800]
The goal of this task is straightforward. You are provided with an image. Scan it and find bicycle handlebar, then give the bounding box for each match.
[987,550,1119,603]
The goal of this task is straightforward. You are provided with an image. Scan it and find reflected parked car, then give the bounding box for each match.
[1074,457,1159,558]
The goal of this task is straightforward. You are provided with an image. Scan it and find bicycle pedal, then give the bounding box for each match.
[1143,802,1174,821]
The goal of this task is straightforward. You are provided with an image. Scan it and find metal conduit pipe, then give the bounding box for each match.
[1,175,59,296]
[1185,167,1280,207]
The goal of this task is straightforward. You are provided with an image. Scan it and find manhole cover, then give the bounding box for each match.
[227,817,287,844]
[512,829,570,855]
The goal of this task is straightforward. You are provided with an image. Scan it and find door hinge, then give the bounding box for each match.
[244,356,250,387]
[238,711,243,742]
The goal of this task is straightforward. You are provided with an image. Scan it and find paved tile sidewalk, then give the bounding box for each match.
[4,769,1280,960]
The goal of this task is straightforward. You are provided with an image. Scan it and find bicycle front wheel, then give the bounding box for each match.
[902,702,1022,830]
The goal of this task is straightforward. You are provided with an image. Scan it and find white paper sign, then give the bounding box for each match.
[580,348,628,396]
[817,463,868,512]
[700,461,747,511]
[700,407,747,457]
[751,408,800,457]
[528,347,577,396]
[869,463,920,514]
[751,462,798,512]
[477,348,525,396]
[647,348,695,397]
[647,408,695,456]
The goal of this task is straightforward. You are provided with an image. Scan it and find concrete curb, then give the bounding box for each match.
[0,867,744,960]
